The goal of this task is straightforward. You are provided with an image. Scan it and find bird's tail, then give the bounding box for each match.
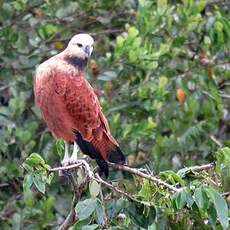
[107,145,126,164]
[73,129,125,177]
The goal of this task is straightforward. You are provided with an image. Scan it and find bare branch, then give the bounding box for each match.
[219,93,230,99]
[47,162,83,172]
[58,174,79,230]
[202,90,216,101]
[91,29,123,36]
[222,191,230,196]
[97,175,109,229]
[210,136,223,148]
[58,174,91,230]
[185,162,215,172]
[94,174,143,203]
[108,163,181,192]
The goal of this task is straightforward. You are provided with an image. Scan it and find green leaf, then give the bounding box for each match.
[97,16,111,24]
[47,172,54,184]
[207,202,217,227]
[116,36,124,46]
[23,173,33,191]
[161,170,184,186]
[128,26,139,37]
[107,200,117,218]
[129,50,137,62]
[56,139,65,159]
[220,18,230,39]
[98,71,117,81]
[45,24,57,36]
[157,0,167,14]
[89,181,100,198]
[95,199,103,224]
[194,187,209,211]
[116,198,126,213]
[216,147,230,177]
[73,218,91,229]
[22,162,34,172]
[147,61,158,69]
[204,36,211,46]
[197,0,206,12]
[159,43,170,55]
[82,224,99,230]
[75,199,96,220]
[147,117,157,129]
[140,179,152,201]
[158,76,168,89]
[126,202,156,228]
[33,174,46,194]
[172,190,187,210]
[25,153,45,167]
[21,130,31,144]
[56,2,78,18]
[185,190,194,208]
[24,188,34,208]
[214,21,223,32]
[207,189,229,230]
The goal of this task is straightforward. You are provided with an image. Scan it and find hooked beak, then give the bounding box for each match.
[84,45,91,57]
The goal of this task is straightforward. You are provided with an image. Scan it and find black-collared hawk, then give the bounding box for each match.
[34,34,125,177]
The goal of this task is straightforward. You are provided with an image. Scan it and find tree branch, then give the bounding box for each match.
[58,174,90,230]
[94,173,143,203]
[49,159,216,229]
[97,175,108,229]
[108,163,181,192]
[47,162,83,172]
[182,162,215,172]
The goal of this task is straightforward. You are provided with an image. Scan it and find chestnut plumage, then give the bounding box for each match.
[33,34,125,177]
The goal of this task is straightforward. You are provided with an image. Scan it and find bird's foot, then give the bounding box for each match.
[69,155,78,165]
[61,158,71,167]
[59,158,75,176]
[59,156,82,176]
[77,159,94,178]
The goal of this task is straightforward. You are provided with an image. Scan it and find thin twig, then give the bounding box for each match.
[97,175,109,229]
[58,174,90,230]
[0,194,21,220]
[94,174,143,204]
[210,136,223,148]
[91,29,123,36]
[219,93,230,99]
[176,163,215,177]
[108,163,181,192]
[221,191,230,196]
[202,90,216,101]
[58,174,79,230]
[188,162,215,172]
[0,183,9,188]
[46,162,83,172]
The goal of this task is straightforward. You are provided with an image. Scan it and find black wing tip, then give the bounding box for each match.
[96,158,109,178]
[73,129,109,177]
[107,146,126,165]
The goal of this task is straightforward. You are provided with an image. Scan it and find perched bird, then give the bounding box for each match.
[34,34,125,177]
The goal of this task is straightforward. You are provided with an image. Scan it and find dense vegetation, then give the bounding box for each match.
[0,0,230,229]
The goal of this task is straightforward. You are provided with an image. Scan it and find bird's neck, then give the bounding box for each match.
[64,55,88,72]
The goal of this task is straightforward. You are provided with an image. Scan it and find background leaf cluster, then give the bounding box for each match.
[0,0,230,229]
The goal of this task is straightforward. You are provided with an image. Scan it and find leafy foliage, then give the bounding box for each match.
[0,0,230,229]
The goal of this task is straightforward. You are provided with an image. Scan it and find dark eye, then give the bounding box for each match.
[77,43,83,47]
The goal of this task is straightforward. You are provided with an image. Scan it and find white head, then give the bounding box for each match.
[66,34,94,58]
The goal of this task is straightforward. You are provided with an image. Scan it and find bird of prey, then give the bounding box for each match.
[34,34,125,177]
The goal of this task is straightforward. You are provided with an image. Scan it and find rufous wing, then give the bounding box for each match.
[55,73,125,174]
[35,68,125,177]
